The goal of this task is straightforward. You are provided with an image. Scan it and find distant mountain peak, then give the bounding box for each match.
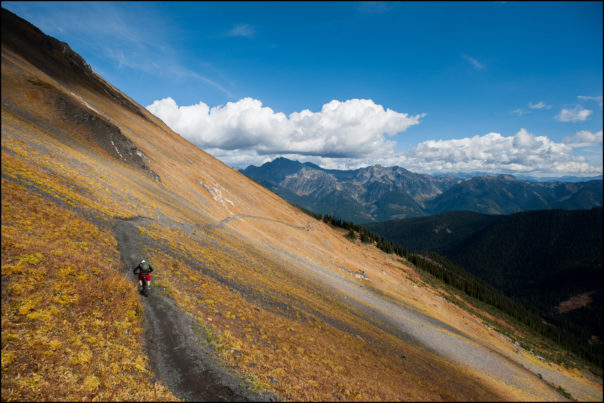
[241,157,459,222]
[241,157,603,222]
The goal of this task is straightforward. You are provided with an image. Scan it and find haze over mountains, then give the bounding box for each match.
[2,7,602,402]
[241,157,603,223]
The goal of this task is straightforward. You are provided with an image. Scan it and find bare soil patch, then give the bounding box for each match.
[558,291,596,314]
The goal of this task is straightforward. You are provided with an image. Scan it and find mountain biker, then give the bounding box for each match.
[133,259,154,290]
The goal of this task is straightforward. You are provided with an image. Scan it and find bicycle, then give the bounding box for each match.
[138,272,151,297]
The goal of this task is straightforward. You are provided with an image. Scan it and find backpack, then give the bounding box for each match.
[141,261,150,272]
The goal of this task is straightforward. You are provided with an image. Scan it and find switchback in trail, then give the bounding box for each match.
[111,217,277,402]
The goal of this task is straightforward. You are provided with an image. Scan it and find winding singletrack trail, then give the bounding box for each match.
[111,217,276,402]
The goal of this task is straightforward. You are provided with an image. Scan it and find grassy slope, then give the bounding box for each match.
[1,179,177,401]
[2,23,601,401]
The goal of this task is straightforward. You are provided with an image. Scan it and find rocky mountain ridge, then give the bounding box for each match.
[1,8,152,122]
[242,157,603,222]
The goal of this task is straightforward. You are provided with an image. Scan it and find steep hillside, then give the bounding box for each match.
[447,209,603,358]
[2,8,602,402]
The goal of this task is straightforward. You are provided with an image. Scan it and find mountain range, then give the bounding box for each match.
[2,7,602,402]
[241,158,603,223]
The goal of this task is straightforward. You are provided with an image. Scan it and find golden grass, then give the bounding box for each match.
[1,179,177,401]
[139,222,504,401]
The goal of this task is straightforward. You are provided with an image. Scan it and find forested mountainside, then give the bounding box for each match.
[366,207,603,366]
[2,7,602,402]
[365,210,501,253]
[241,157,603,223]
[425,175,603,214]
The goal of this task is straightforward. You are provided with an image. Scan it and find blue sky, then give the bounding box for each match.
[3,1,603,178]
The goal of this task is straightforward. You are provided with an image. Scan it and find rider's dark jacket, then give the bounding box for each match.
[133,262,154,275]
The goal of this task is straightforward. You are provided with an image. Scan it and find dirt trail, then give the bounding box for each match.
[111,217,276,402]
[216,214,309,230]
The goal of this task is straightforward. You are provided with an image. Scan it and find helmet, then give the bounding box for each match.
[140,259,146,264]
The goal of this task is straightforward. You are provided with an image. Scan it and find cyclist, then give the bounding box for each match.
[133,259,154,290]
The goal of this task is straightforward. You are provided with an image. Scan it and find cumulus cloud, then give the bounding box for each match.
[148,97,601,178]
[563,130,603,148]
[556,105,592,122]
[396,129,601,177]
[529,101,551,110]
[267,129,601,178]
[147,97,424,158]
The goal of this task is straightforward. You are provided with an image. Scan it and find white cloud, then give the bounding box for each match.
[148,97,601,178]
[147,97,424,158]
[462,54,485,70]
[264,129,602,178]
[556,105,592,122]
[512,108,526,116]
[226,24,256,38]
[578,95,603,108]
[529,101,551,110]
[563,130,603,148]
[396,129,601,177]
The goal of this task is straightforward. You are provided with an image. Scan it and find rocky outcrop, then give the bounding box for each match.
[2,8,151,122]
[52,87,161,182]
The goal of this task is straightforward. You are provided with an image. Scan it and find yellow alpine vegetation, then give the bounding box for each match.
[1,179,177,401]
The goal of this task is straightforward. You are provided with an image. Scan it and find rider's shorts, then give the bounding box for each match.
[138,273,151,282]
